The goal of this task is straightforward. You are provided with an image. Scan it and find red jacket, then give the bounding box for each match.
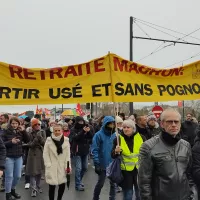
[63,130,70,137]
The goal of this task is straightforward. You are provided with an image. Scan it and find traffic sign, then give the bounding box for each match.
[152,105,163,119]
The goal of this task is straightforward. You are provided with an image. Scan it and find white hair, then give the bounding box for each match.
[122,119,136,132]
[160,108,181,121]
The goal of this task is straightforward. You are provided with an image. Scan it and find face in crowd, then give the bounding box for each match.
[0,115,9,125]
[137,116,147,127]
[148,118,156,128]
[63,124,69,131]
[53,125,63,137]
[68,119,73,125]
[122,120,136,137]
[117,122,123,130]
[186,113,192,121]
[33,123,41,131]
[160,110,181,136]
[10,119,20,130]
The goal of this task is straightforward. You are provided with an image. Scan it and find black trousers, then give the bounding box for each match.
[49,183,66,200]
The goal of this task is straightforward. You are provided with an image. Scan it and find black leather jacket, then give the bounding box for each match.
[138,132,195,200]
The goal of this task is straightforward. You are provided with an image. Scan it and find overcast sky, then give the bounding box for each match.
[0,0,199,113]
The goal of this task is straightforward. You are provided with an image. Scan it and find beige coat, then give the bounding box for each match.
[43,136,71,185]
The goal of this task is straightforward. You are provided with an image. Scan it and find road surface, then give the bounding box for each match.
[0,162,123,200]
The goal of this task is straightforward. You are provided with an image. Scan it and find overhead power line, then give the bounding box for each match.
[135,20,189,43]
[133,21,151,38]
[164,52,200,68]
[133,19,200,62]
[134,17,200,41]
[136,43,174,62]
[133,36,200,46]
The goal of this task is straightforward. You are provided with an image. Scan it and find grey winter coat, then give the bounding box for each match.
[26,130,45,176]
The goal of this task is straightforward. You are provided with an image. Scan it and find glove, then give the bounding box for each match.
[95,165,102,175]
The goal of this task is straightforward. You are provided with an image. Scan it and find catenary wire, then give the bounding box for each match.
[134,17,200,41]
[164,51,200,68]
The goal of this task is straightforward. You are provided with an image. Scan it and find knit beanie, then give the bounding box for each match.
[75,116,84,123]
[147,112,157,122]
[116,116,123,123]
[24,117,31,123]
[31,118,40,127]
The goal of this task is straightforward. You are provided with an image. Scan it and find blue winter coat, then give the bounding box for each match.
[92,116,116,170]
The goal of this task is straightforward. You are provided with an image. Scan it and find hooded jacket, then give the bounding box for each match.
[92,116,116,169]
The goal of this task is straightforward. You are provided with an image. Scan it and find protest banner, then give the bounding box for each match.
[0,53,199,105]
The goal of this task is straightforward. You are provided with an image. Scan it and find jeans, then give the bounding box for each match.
[25,175,30,184]
[75,155,88,189]
[30,174,42,190]
[134,182,140,200]
[93,170,116,200]
[123,189,133,200]
[5,157,23,193]
[123,185,140,200]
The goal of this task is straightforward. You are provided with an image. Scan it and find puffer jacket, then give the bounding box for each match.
[138,132,195,200]
[92,116,116,169]
[1,127,30,158]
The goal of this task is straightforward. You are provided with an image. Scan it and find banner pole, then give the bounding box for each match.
[108,52,119,146]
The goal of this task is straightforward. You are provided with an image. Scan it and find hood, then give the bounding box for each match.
[75,116,84,123]
[101,116,115,135]
[74,116,85,129]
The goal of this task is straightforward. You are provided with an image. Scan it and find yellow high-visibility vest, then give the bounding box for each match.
[120,133,143,171]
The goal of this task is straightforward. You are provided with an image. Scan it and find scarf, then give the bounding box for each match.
[161,131,180,146]
[51,134,64,155]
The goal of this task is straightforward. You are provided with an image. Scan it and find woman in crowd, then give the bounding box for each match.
[111,119,144,200]
[43,124,71,200]
[62,123,70,137]
[46,121,57,138]
[1,117,29,200]
[26,118,45,197]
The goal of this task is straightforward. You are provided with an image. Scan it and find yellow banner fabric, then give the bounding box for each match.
[0,53,199,105]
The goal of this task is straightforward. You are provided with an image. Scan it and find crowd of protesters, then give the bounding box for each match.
[0,109,200,200]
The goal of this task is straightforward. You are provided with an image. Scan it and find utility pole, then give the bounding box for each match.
[182,101,185,121]
[131,17,200,117]
[129,16,134,115]
[61,104,64,112]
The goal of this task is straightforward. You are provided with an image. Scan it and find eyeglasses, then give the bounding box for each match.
[165,120,180,125]
[35,124,40,126]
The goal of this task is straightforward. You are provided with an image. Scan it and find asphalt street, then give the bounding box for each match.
[0,162,123,200]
